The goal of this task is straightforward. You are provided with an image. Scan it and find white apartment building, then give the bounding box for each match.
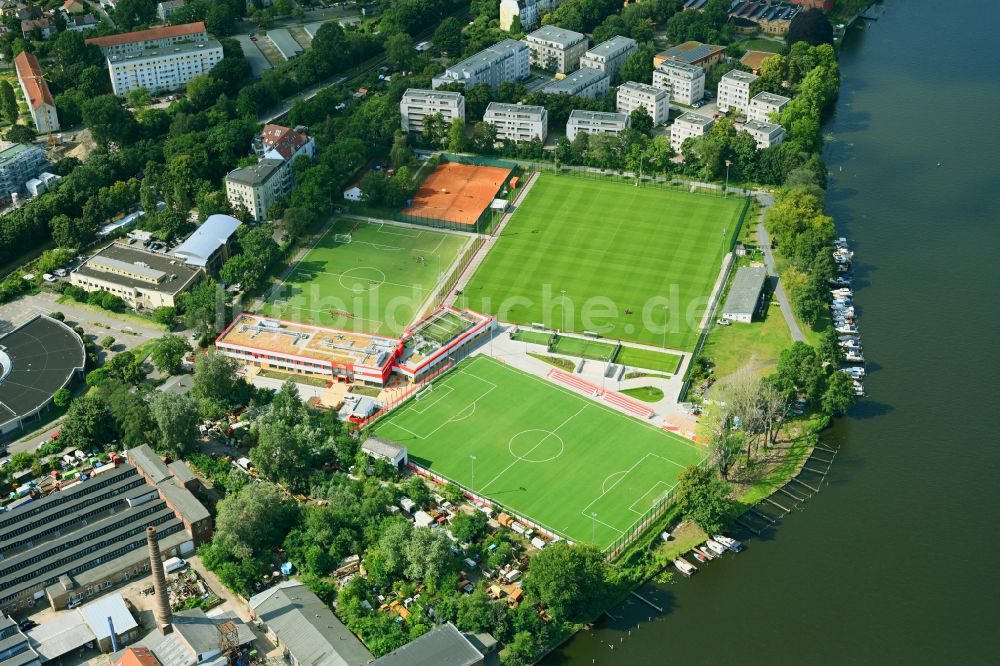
[400,89,466,132]
[747,91,791,123]
[652,60,705,106]
[499,0,556,32]
[525,25,587,74]
[86,22,209,59]
[717,69,758,114]
[739,119,785,149]
[566,110,630,141]
[432,39,530,91]
[13,51,59,134]
[616,81,670,126]
[670,111,714,153]
[484,102,548,143]
[108,39,224,95]
[541,67,609,100]
[579,35,637,80]
[225,159,288,221]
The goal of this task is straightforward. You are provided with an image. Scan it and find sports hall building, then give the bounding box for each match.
[215,307,494,386]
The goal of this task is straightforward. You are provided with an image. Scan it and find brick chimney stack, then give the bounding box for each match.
[146,526,173,634]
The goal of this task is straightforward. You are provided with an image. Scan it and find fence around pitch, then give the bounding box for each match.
[350,361,455,431]
[425,234,486,318]
[603,492,675,559]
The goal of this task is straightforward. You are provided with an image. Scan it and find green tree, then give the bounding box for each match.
[450,510,488,543]
[126,87,151,109]
[448,117,467,152]
[432,17,464,56]
[787,9,834,46]
[250,419,313,490]
[206,3,238,35]
[191,350,243,417]
[213,481,299,560]
[180,278,221,336]
[81,95,138,148]
[822,370,856,416]
[152,334,192,375]
[502,631,538,666]
[152,306,177,327]
[629,106,653,135]
[455,589,493,633]
[673,465,733,534]
[0,80,19,124]
[5,124,35,144]
[60,395,114,450]
[522,542,610,622]
[150,391,199,458]
[53,388,72,409]
[105,350,145,385]
[389,131,410,168]
[101,336,116,349]
[618,46,655,85]
[385,32,414,71]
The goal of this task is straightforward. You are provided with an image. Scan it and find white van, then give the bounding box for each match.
[163,557,187,574]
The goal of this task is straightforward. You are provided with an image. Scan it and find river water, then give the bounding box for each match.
[548,1,1000,662]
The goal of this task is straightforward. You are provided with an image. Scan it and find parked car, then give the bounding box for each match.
[716,318,731,326]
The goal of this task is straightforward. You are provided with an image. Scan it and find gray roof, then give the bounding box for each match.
[74,243,202,296]
[172,214,242,268]
[267,29,303,59]
[403,88,464,103]
[527,25,586,47]
[79,594,138,641]
[250,581,372,666]
[659,42,722,64]
[114,39,221,63]
[568,109,628,123]
[658,59,703,78]
[168,460,197,485]
[751,91,790,106]
[722,69,758,84]
[675,111,714,128]
[740,119,783,135]
[372,624,483,666]
[723,266,767,316]
[485,102,545,120]
[584,35,636,58]
[362,436,405,459]
[542,67,607,94]
[618,80,666,97]
[129,444,171,482]
[225,159,284,187]
[172,609,255,655]
[159,478,211,524]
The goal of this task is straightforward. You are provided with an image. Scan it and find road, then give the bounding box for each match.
[754,192,805,342]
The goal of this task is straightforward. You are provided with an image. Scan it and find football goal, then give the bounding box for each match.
[333,233,352,244]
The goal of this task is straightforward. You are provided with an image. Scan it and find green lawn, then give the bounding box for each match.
[550,335,617,361]
[701,302,792,379]
[463,175,746,350]
[510,329,554,347]
[615,346,682,374]
[620,386,665,403]
[260,219,468,337]
[738,38,786,54]
[372,356,707,550]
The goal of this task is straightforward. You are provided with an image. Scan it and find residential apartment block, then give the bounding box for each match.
[431,39,529,91]
[157,0,185,21]
[670,111,714,153]
[542,67,608,100]
[259,123,316,164]
[525,25,587,74]
[616,81,670,126]
[225,159,288,221]
[484,102,548,142]
[566,110,630,141]
[747,91,791,123]
[717,69,758,114]
[0,143,48,200]
[739,119,785,149]
[400,88,466,132]
[579,35,637,80]
[107,39,223,95]
[86,22,209,58]
[14,51,59,134]
[70,243,203,310]
[499,0,555,32]
[652,59,705,105]
[653,41,725,70]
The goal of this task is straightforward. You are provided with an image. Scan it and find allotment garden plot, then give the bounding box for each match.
[463,175,747,350]
[372,356,706,550]
[260,219,468,337]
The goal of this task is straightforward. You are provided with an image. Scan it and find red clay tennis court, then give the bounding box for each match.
[402,162,513,225]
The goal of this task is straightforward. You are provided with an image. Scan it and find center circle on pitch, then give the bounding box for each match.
[339,267,386,293]
[508,429,564,463]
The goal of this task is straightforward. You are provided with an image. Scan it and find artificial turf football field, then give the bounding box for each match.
[372,356,707,550]
[260,219,468,337]
[463,175,748,350]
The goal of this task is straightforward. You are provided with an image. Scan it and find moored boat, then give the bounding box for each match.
[674,557,698,575]
[705,539,727,556]
[713,535,744,552]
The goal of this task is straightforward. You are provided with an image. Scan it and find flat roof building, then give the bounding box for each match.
[739,119,785,149]
[670,111,714,153]
[400,88,466,132]
[361,437,408,469]
[747,91,791,123]
[652,59,705,106]
[70,242,203,310]
[372,623,486,666]
[717,69,758,114]
[432,39,529,91]
[525,25,588,74]
[722,265,767,323]
[616,81,670,126]
[13,51,58,134]
[225,158,288,222]
[0,452,210,614]
[268,28,303,60]
[542,67,609,100]
[172,214,242,272]
[579,35,637,80]
[566,109,629,141]
[0,315,85,437]
[249,581,373,666]
[484,102,548,143]
[107,38,223,96]
[654,41,725,70]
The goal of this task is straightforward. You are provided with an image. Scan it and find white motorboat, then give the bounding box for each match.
[829,276,852,287]
[844,352,865,362]
[674,557,698,576]
[705,539,727,556]
[695,546,715,560]
[712,535,744,552]
[842,365,866,376]
[836,324,859,334]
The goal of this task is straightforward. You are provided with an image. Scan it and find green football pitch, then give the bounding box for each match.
[462,175,747,350]
[372,356,707,550]
[260,219,469,337]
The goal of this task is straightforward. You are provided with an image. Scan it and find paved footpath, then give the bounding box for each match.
[754,192,805,342]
